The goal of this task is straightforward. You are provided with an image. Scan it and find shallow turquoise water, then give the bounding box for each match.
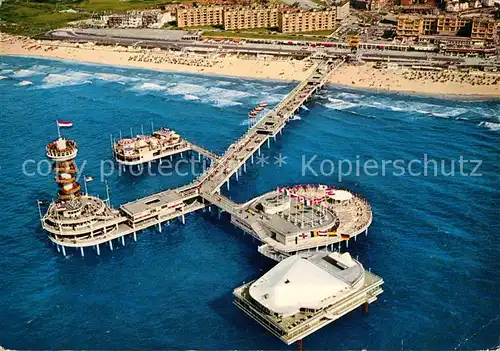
[0,56,499,349]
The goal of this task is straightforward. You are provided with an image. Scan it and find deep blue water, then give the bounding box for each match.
[0,56,499,350]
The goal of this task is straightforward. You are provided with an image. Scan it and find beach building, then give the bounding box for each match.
[176,3,349,32]
[222,6,282,30]
[397,14,499,42]
[278,10,337,33]
[436,15,467,35]
[233,252,384,344]
[176,6,224,28]
[470,18,498,41]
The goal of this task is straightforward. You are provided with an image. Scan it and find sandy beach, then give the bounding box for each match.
[0,34,313,81]
[1,33,499,97]
[329,62,500,98]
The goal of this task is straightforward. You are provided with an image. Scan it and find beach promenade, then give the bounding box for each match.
[2,33,500,97]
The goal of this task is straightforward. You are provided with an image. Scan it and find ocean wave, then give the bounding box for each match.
[215,80,232,86]
[13,69,40,78]
[166,83,251,107]
[184,94,200,101]
[0,69,13,75]
[209,98,243,107]
[166,83,206,96]
[323,98,358,110]
[257,93,285,105]
[324,93,469,118]
[41,71,93,89]
[0,76,8,80]
[133,82,168,91]
[478,121,500,131]
[17,80,33,86]
[334,92,363,100]
[289,115,302,121]
[95,72,139,84]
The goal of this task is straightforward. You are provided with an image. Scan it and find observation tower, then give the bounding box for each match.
[46,137,81,200]
[41,134,122,257]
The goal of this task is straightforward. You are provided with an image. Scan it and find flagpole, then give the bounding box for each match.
[83,175,88,195]
[119,129,122,140]
[37,200,43,221]
[105,180,111,207]
[56,121,61,138]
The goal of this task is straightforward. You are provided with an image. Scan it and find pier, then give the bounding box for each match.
[39,57,383,345]
[42,58,352,256]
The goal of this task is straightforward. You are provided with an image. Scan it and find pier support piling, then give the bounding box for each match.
[243,162,246,173]
[182,214,186,225]
[96,244,100,256]
[157,222,162,233]
[346,239,349,248]
[80,247,84,257]
[109,240,113,251]
[133,232,137,242]
[363,302,369,314]
[121,236,125,246]
[56,244,60,253]
[251,153,254,164]
[365,228,368,236]
[227,180,230,191]
[267,138,270,148]
[236,170,239,182]
[61,245,66,256]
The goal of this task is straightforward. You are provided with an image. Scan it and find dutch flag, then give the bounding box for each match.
[57,120,73,128]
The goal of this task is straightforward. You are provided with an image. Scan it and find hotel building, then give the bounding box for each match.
[176,6,224,28]
[397,14,498,42]
[223,6,282,30]
[176,2,349,33]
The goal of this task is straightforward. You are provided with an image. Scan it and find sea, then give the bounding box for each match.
[0,56,499,350]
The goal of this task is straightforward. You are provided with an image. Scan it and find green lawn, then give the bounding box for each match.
[0,2,86,36]
[78,0,169,12]
[0,0,178,36]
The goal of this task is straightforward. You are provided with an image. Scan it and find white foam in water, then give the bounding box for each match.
[17,80,33,86]
[209,98,243,107]
[328,93,469,118]
[13,69,40,78]
[323,97,358,110]
[0,69,13,75]
[478,121,500,131]
[95,73,138,84]
[335,92,363,100]
[0,76,7,80]
[41,71,93,89]
[166,83,207,96]
[184,94,200,101]
[133,82,167,91]
[289,115,302,121]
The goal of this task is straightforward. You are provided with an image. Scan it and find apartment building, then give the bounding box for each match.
[471,18,498,41]
[396,15,423,36]
[397,14,499,42]
[176,6,224,27]
[436,15,467,35]
[223,6,281,30]
[279,10,337,33]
